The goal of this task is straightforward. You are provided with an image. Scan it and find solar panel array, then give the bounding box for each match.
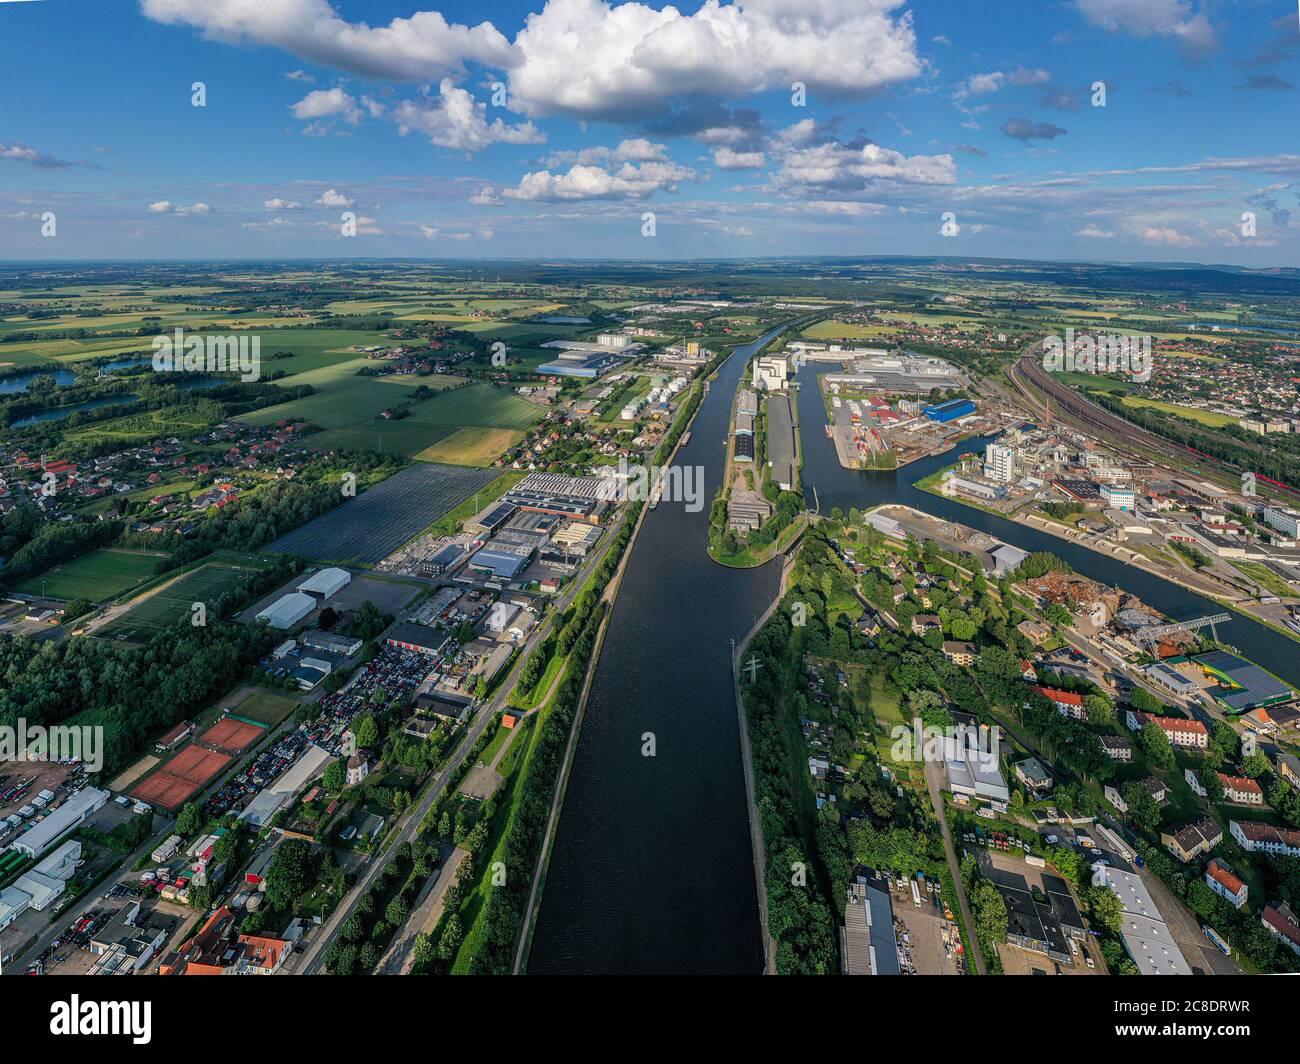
[265,463,500,565]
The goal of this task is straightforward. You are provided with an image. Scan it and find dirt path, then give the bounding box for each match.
[924,759,988,975]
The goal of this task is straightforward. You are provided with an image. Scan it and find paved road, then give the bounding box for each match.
[923,758,988,975]
[295,518,620,975]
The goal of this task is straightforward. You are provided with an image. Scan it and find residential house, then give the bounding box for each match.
[1205,859,1248,910]
[1161,816,1222,862]
[1126,710,1209,749]
[942,641,977,667]
[1218,773,1265,807]
[1230,819,1300,858]
[1262,903,1300,955]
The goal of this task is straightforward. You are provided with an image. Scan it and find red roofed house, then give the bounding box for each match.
[1262,903,1300,955]
[1218,773,1265,806]
[1205,859,1248,909]
[159,906,291,975]
[1037,686,1085,720]
[1230,819,1300,858]
[1126,710,1209,749]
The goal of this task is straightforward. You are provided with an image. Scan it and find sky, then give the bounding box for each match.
[1,0,1299,265]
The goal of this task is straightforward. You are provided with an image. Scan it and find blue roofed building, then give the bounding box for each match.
[923,398,976,423]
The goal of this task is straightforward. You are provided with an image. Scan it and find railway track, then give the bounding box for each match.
[1009,354,1300,503]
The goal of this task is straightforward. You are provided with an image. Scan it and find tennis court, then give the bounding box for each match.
[131,745,232,808]
[200,717,265,753]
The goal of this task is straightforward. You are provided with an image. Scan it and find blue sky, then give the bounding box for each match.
[1,0,1299,264]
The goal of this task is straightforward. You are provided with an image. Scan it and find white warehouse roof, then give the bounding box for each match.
[8,787,108,858]
[257,592,316,630]
[239,744,333,827]
[297,567,351,597]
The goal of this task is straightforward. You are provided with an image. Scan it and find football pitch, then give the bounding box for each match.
[14,548,166,602]
[97,557,272,642]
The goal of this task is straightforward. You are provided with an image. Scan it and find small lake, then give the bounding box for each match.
[11,395,140,427]
[0,367,78,395]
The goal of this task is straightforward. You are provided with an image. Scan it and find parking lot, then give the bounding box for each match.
[881,872,965,975]
[206,645,436,820]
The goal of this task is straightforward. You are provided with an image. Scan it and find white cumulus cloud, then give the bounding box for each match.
[392,79,544,153]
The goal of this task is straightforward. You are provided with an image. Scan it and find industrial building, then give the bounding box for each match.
[468,543,533,581]
[841,877,901,975]
[238,744,333,828]
[823,352,963,393]
[923,398,976,423]
[1191,650,1295,713]
[299,630,363,657]
[296,567,351,599]
[7,786,109,858]
[256,592,316,630]
[766,393,797,491]
[88,902,180,975]
[385,622,453,656]
[1095,863,1192,975]
[536,343,630,378]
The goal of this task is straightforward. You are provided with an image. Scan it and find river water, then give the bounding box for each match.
[527,335,1300,975]
[528,326,790,974]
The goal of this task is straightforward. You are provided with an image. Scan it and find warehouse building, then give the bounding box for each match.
[299,630,363,657]
[468,543,533,581]
[1095,864,1192,975]
[923,398,976,423]
[256,592,316,630]
[13,869,66,911]
[7,786,109,859]
[296,567,351,599]
[842,877,900,975]
[385,622,453,656]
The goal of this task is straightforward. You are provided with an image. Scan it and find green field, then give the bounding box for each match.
[1120,396,1236,427]
[258,380,544,460]
[96,556,272,642]
[14,548,167,601]
[802,320,895,340]
[413,425,526,465]
[229,689,300,728]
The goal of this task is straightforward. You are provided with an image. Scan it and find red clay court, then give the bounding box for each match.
[131,745,231,809]
[201,717,264,753]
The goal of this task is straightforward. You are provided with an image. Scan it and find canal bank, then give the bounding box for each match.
[527,324,796,975]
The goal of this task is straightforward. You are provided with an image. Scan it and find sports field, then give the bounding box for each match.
[228,689,299,728]
[264,462,501,564]
[14,548,166,601]
[200,717,265,753]
[97,556,272,642]
[131,745,232,809]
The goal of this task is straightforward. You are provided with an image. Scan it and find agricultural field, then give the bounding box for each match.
[801,320,894,340]
[413,426,525,466]
[13,547,168,601]
[95,554,274,643]
[263,462,501,564]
